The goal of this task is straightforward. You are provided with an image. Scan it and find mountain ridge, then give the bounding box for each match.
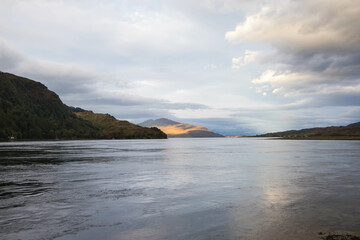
[138,118,223,138]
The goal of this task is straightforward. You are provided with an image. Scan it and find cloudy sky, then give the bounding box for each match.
[1,0,360,135]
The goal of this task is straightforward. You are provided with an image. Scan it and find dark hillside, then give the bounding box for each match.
[76,111,167,139]
[0,72,97,139]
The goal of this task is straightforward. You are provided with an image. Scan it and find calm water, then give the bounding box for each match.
[0,138,359,240]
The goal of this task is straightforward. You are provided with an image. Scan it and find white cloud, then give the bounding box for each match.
[0,0,204,59]
[201,0,263,13]
[232,50,259,68]
[205,64,218,69]
[226,0,360,53]
[252,70,316,92]
[252,69,360,98]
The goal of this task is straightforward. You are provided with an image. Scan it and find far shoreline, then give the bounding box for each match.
[262,136,360,140]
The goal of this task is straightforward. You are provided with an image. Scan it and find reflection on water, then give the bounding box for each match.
[0,139,360,240]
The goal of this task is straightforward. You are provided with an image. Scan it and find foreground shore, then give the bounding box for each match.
[319,232,360,240]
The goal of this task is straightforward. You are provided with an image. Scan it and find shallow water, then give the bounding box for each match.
[0,138,359,240]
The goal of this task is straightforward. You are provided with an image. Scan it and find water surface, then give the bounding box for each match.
[0,138,359,240]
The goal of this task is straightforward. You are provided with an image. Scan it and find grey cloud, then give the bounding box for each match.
[0,38,103,95]
[341,107,360,123]
[161,102,208,110]
[64,88,209,110]
[280,92,360,110]
[274,51,360,81]
[253,51,360,101]
[82,105,173,121]
[315,93,360,108]
[226,0,360,109]
[227,106,350,133]
[0,39,23,69]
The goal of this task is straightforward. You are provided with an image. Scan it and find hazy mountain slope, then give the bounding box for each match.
[139,118,180,127]
[138,118,223,138]
[258,122,360,139]
[76,111,167,139]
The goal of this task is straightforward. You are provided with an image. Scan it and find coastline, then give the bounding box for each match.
[278,136,360,140]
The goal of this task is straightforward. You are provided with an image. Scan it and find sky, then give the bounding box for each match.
[1,0,360,135]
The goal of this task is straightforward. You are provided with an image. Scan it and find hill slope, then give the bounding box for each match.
[138,118,223,138]
[0,72,97,139]
[0,72,166,140]
[258,122,360,139]
[76,111,166,139]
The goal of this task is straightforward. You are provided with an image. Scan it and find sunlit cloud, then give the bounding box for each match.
[226,0,360,52]
[232,50,259,68]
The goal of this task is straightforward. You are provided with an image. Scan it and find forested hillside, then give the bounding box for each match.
[0,72,98,139]
[76,111,167,139]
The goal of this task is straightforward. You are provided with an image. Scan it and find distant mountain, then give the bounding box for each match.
[257,122,360,139]
[0,72,166,140]
[139,118,180,127]
[138,118,223,138]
